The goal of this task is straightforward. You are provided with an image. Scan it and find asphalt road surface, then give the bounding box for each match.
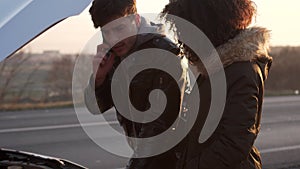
[1,95,300,169]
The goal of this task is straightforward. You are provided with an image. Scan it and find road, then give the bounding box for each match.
[1,95,300,169]
[256,96,300,169]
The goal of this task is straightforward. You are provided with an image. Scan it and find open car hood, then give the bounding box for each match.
[0,0,92,61]
[0,1,92,167]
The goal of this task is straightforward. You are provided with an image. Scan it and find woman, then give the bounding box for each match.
[161,0,272,169]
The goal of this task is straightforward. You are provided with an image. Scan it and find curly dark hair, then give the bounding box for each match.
[161,0,256,62]
[89,0,137,28]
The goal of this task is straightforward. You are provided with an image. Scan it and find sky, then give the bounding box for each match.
[28,0,300,54]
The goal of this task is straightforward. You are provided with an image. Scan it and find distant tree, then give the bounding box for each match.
[266,46,300,93]
[13,62,42,103]
[0,50,33,102]
[46,55,76,101]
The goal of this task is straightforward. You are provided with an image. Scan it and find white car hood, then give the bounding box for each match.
[0,0,92,61]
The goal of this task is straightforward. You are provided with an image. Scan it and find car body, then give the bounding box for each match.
[0,1,92,168]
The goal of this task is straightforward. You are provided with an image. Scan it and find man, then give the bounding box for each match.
[84,0,188,168]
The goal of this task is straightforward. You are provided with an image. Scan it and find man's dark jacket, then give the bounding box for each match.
[84,18,188,169]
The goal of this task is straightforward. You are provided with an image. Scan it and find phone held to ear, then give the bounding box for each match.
[105,49,112,59]
[102,37,112,59]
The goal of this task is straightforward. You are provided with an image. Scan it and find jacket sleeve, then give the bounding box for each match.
[84,75,113,114]
[198,67,261,169]
[125,36,188,169]
[127,60,187,169]
[127,74,184,169]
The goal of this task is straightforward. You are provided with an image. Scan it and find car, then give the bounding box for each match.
[0,148,87,169]
[0,1,92,168]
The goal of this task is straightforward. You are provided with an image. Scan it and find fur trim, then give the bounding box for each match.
[194,27,272,75]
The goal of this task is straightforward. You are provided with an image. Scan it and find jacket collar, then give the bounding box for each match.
[132,16,166,51]
[194,27,273,79]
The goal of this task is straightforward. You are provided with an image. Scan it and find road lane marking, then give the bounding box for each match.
[0,121,119,134]
[260,144,300,154]
[2,120,300,155]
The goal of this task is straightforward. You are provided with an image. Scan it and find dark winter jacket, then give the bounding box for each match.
[84,17,188,169]
[178,27,272,169]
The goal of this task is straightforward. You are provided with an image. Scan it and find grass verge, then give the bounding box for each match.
[0,101,74,111]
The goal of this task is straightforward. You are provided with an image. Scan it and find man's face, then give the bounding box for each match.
[101,15,139,57]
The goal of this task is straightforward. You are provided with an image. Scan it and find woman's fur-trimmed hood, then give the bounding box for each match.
[195,27,273,78]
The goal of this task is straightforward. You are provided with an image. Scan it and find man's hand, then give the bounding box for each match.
[93,44,115,88]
